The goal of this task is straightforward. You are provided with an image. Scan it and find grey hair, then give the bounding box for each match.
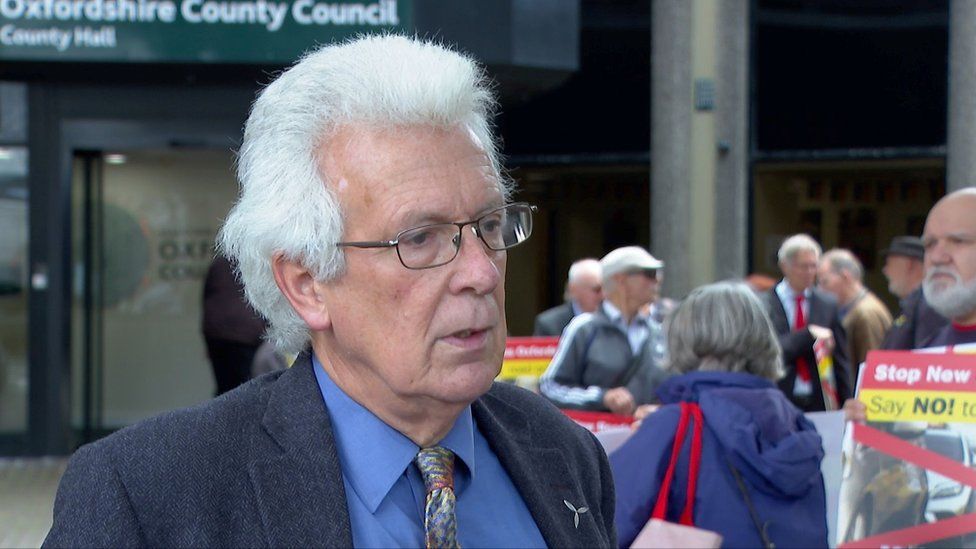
[822,248,864,281]
[778,233,822,264]
[667,281,784,380]
[568,258,601,283]
[564,258,601,301]
[218,34,508,354]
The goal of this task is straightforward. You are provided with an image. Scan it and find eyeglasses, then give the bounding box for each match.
[336,203,537,270]
[627,269,660,280]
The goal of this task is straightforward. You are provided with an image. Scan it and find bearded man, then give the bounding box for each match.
[921,187,976,347]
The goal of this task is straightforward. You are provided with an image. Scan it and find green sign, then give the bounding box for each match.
[0,0,411,63]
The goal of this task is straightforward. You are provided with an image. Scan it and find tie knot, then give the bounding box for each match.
[795,293,805,305]
[416,446,455,492]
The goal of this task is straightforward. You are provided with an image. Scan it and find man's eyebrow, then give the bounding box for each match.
[923,232,976,245]
[948,232,976,242]
[397,201,508,229]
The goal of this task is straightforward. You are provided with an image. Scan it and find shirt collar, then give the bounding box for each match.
[776,279,810,301]
[601,300,650,325]
[311,354,476,513]
[602,299,621,321]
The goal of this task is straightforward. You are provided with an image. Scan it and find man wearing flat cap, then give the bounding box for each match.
[540,246,670,416]
[880,235,947,350]
[45,35,616,548]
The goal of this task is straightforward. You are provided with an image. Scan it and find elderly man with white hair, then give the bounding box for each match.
[534,258,603,336]
[45,36,616,548]
[762,234,853,412]
[920,187,976,347]
[540,246,670,416]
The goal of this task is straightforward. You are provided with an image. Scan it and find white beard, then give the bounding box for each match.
[923,267,976,321]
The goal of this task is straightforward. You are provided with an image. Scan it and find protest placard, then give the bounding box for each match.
[497,336,559,384]
[837,344,976,548]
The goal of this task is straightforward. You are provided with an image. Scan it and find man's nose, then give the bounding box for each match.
[926,239,951,265]
[450,226,501,295]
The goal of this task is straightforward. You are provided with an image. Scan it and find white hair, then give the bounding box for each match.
[667,281,784,380]
[778,233,822,264]
[564,258,601,301]
[567,258,601,284]
[219,34,509,353]
[924,267,976,321]
[822,248,864,281]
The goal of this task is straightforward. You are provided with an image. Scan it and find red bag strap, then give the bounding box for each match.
[680,403,703,525]
[651,402,704,526]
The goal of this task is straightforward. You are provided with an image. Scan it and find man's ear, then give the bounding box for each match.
[271,253,332,331]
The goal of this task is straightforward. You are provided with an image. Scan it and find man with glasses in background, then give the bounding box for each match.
[46,35,616,548]
[763,234,852,412]
[540,246,670,417]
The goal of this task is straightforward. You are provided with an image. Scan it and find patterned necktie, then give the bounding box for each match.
[416,446,460,549]
[794,293,812,382]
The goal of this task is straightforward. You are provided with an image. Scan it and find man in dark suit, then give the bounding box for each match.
[879,235,947,350]
[45,36,615,548]
[534,258,603,336]
[201,254,267,395]
[763,234,852,412]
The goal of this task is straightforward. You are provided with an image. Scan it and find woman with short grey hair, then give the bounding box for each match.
[611,281,828,548]
[666,281,784,380]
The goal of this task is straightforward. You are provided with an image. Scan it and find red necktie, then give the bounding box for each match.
[794,294,811,382]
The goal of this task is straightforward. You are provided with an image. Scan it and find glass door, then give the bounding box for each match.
[72,148,240,438]
[0,147,29,437]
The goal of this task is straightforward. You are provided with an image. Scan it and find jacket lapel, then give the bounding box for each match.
[764,290,790,334]
[473,391,606,548]
[248,352,353,547]
[808,290,829,325]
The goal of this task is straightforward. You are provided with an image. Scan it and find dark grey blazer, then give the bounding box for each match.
[534,302,576,336]
[762,288,853,412]
[44,352,616,548]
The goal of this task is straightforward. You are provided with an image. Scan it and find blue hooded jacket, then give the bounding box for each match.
[611,371,828,548]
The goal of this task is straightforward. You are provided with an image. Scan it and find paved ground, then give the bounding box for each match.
[0,457,66,549]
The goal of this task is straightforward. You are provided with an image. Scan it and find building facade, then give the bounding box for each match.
[1,0,967,455]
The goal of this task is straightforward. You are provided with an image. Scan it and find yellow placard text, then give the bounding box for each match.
[860,389,976,423]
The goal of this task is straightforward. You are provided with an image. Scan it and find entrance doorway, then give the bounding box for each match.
[70,149,239,440]
[0,147,29,438]
[751,158,944,312]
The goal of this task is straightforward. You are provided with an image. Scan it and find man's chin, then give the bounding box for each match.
[434,363,500,403]
[925,277,976,319]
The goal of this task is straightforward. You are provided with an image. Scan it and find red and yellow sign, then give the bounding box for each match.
[839,346,976,548]
[498,336,559,380]
[860,350,976,424]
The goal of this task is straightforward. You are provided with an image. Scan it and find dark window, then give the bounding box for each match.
[755,0,948,151]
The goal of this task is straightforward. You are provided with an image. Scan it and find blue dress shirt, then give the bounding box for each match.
[312,356,546,548]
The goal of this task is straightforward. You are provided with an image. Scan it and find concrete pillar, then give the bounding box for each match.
[713,0,749,281]
[651,0,750,298]
[651,0,693,298]
[947,0,976,192]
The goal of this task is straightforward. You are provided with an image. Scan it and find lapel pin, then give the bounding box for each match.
[563,499,589,529]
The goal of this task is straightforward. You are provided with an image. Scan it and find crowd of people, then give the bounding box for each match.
[42,33,976,548]
[536,190,976,417]
[535,187,976,545]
